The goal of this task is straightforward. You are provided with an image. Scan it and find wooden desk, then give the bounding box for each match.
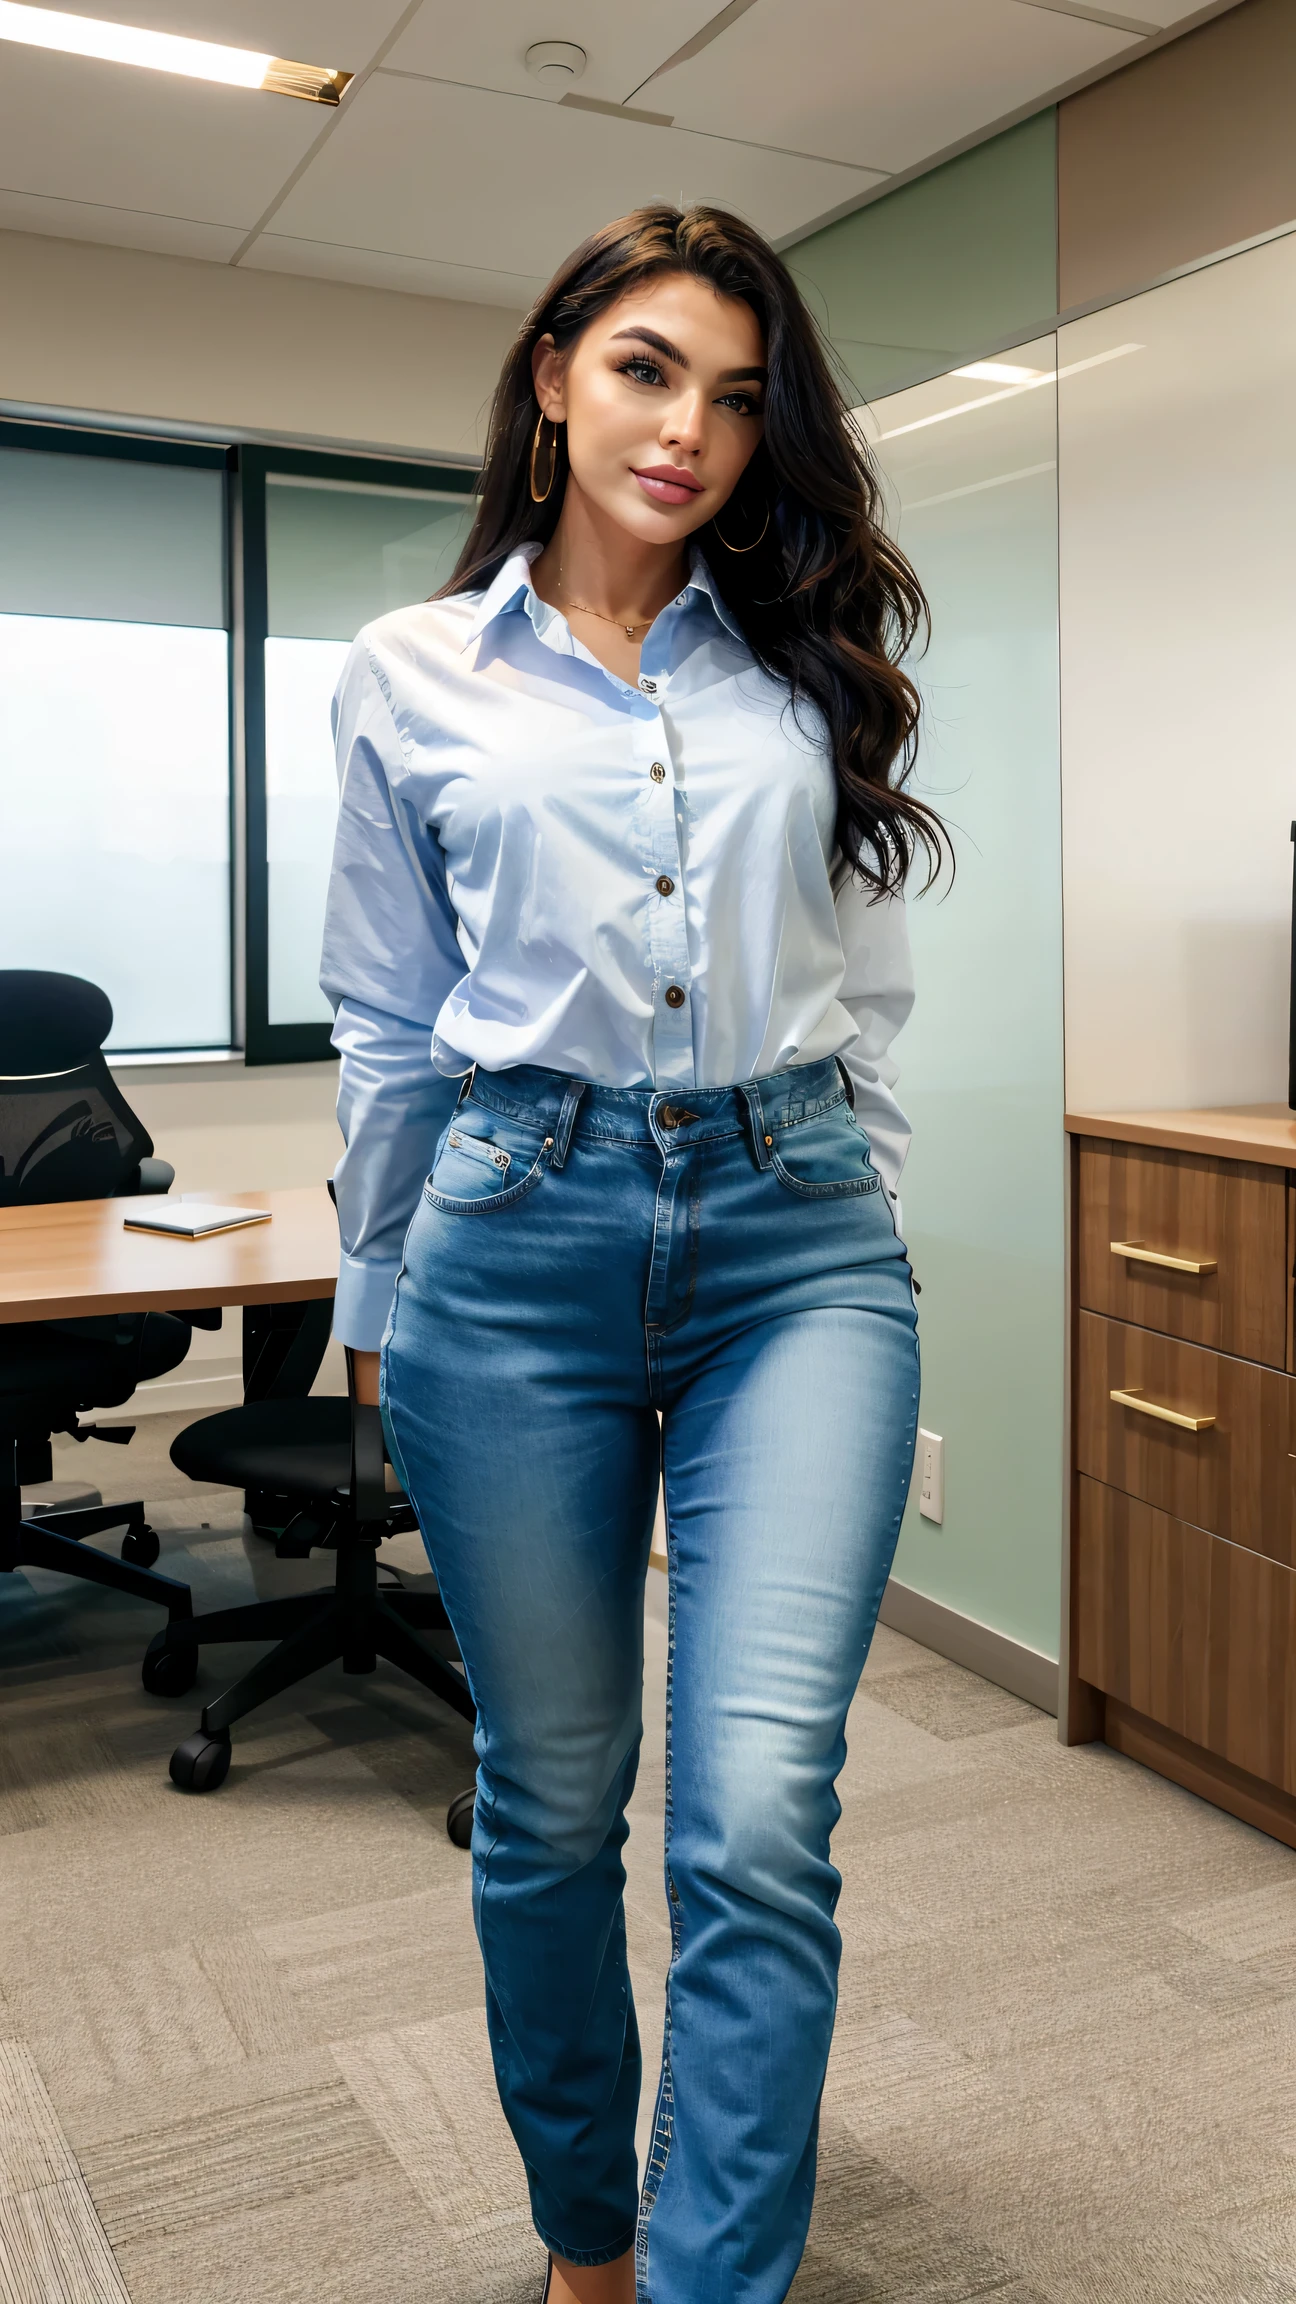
[0,1187,338,1325]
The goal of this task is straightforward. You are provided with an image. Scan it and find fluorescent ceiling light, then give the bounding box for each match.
[0,1,351,101]
[953,360,1041,383]
[872,344,1145,441]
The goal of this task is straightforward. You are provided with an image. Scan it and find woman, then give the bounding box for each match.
[322,204,941,2304]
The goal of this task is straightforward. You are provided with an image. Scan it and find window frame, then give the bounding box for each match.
[0,415,235,1056]
[235,444,479,1066]
[0,418,479,1065]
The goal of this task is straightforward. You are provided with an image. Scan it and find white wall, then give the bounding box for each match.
[0,228,518,1411]
[1059,226,1296,1114]
[0,227,520,458]
[116,1060,343,1198]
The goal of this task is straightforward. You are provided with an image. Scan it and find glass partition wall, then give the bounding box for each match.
[847,218,1296,1669]
[867,341,1065,1663]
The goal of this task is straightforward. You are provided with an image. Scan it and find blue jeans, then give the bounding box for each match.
[382,1059,919,2303]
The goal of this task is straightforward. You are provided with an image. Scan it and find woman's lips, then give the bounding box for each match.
[633,467,704,506]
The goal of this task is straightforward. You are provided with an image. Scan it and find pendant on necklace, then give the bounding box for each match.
[624,624,635,637]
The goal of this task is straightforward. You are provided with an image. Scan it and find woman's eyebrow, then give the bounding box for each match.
[609,327,767,386]
[610,326,689,367]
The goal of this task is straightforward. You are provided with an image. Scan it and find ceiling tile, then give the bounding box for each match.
[242,232,540,310]
[0,0,1213,303]
[1012,0,1200,23]
[383,0,720,108]
[0,45,324,226]
[0,187,243,260]
[264,71,883,284]
[652,0,1141,173]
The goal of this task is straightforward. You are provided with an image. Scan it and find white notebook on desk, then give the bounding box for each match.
[123,1204,271,1239]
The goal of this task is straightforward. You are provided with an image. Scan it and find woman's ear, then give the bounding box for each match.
[531,334,568,425]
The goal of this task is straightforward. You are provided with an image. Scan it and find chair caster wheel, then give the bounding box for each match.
[142,1630,198,1698]
[446,1788,476,1848]
[122,1524,160,1567]
[170,1730,231,1792]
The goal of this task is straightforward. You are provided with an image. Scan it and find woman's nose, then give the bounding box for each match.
[661,392,706,452]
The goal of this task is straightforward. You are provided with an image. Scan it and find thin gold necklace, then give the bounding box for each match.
[562,596,653,637]
[557,556,677,638]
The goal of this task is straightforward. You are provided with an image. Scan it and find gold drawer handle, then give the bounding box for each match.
[1110,1239,1217,1276]
[1110,1385,1215,1433]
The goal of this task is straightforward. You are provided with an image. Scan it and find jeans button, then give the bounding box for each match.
[664,985,686,1009]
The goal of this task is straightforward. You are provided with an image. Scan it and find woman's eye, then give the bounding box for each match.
[717,391,760,416]
[621,357,664,386]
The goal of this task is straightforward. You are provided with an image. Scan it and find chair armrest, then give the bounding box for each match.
[346,1346,391,1526]
[134,1157,175,1195]
[350,1400,391,1525]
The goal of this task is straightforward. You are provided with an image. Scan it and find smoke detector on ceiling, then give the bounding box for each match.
[525,41,587,93]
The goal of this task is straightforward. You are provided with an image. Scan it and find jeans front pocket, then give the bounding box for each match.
[769,1100,882,1200]
[446,1127,513,1179]
[425,1107,550,1214]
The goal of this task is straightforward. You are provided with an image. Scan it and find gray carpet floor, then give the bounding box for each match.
[1,1414,1294,2302]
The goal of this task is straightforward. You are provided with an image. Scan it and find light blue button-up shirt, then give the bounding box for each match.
[321,543,914,1348]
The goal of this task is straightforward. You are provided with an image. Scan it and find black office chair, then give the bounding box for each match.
[149,1343,476,1837]
[0,971,194,1631]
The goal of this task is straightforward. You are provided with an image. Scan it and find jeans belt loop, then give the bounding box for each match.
[454,1063,477,1111]
[550,1079,589,1170]
[737,1081,773,1170]
[836,1056,857,1111]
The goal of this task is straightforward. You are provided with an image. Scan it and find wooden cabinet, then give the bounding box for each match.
[1075,1312,1296,1567]
[1076,1139,1288,1366]
[1067,1108,1296,1852]
[1075,1479,1296,1800]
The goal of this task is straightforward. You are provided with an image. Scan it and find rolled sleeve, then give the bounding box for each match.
[321,641,466,1350]
[833,880,914,1220]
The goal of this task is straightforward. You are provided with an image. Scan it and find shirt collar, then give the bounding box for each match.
[680,547,745,643]
[458,543,541,652]
[458,539,746,653]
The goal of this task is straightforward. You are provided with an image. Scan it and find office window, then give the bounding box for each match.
[0,430,478,1064]
[258,468,476,1041]
[0,441,231,1052]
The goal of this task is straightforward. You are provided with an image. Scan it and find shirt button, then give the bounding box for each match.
[655,875,675,896]
[664,985,686,1009]
[650,762,666,783]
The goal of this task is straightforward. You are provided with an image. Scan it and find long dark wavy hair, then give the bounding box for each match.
[442,204,945,894]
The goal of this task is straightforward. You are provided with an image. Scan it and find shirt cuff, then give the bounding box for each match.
[332,1254,403,1352]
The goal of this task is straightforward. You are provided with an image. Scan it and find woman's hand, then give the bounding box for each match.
[351,1348,382,1405]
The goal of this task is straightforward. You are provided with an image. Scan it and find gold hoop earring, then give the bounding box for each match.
[711,500,769,553]
[530,412,558,504]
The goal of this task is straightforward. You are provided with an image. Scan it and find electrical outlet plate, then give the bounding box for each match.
[917,1428,944,1525]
